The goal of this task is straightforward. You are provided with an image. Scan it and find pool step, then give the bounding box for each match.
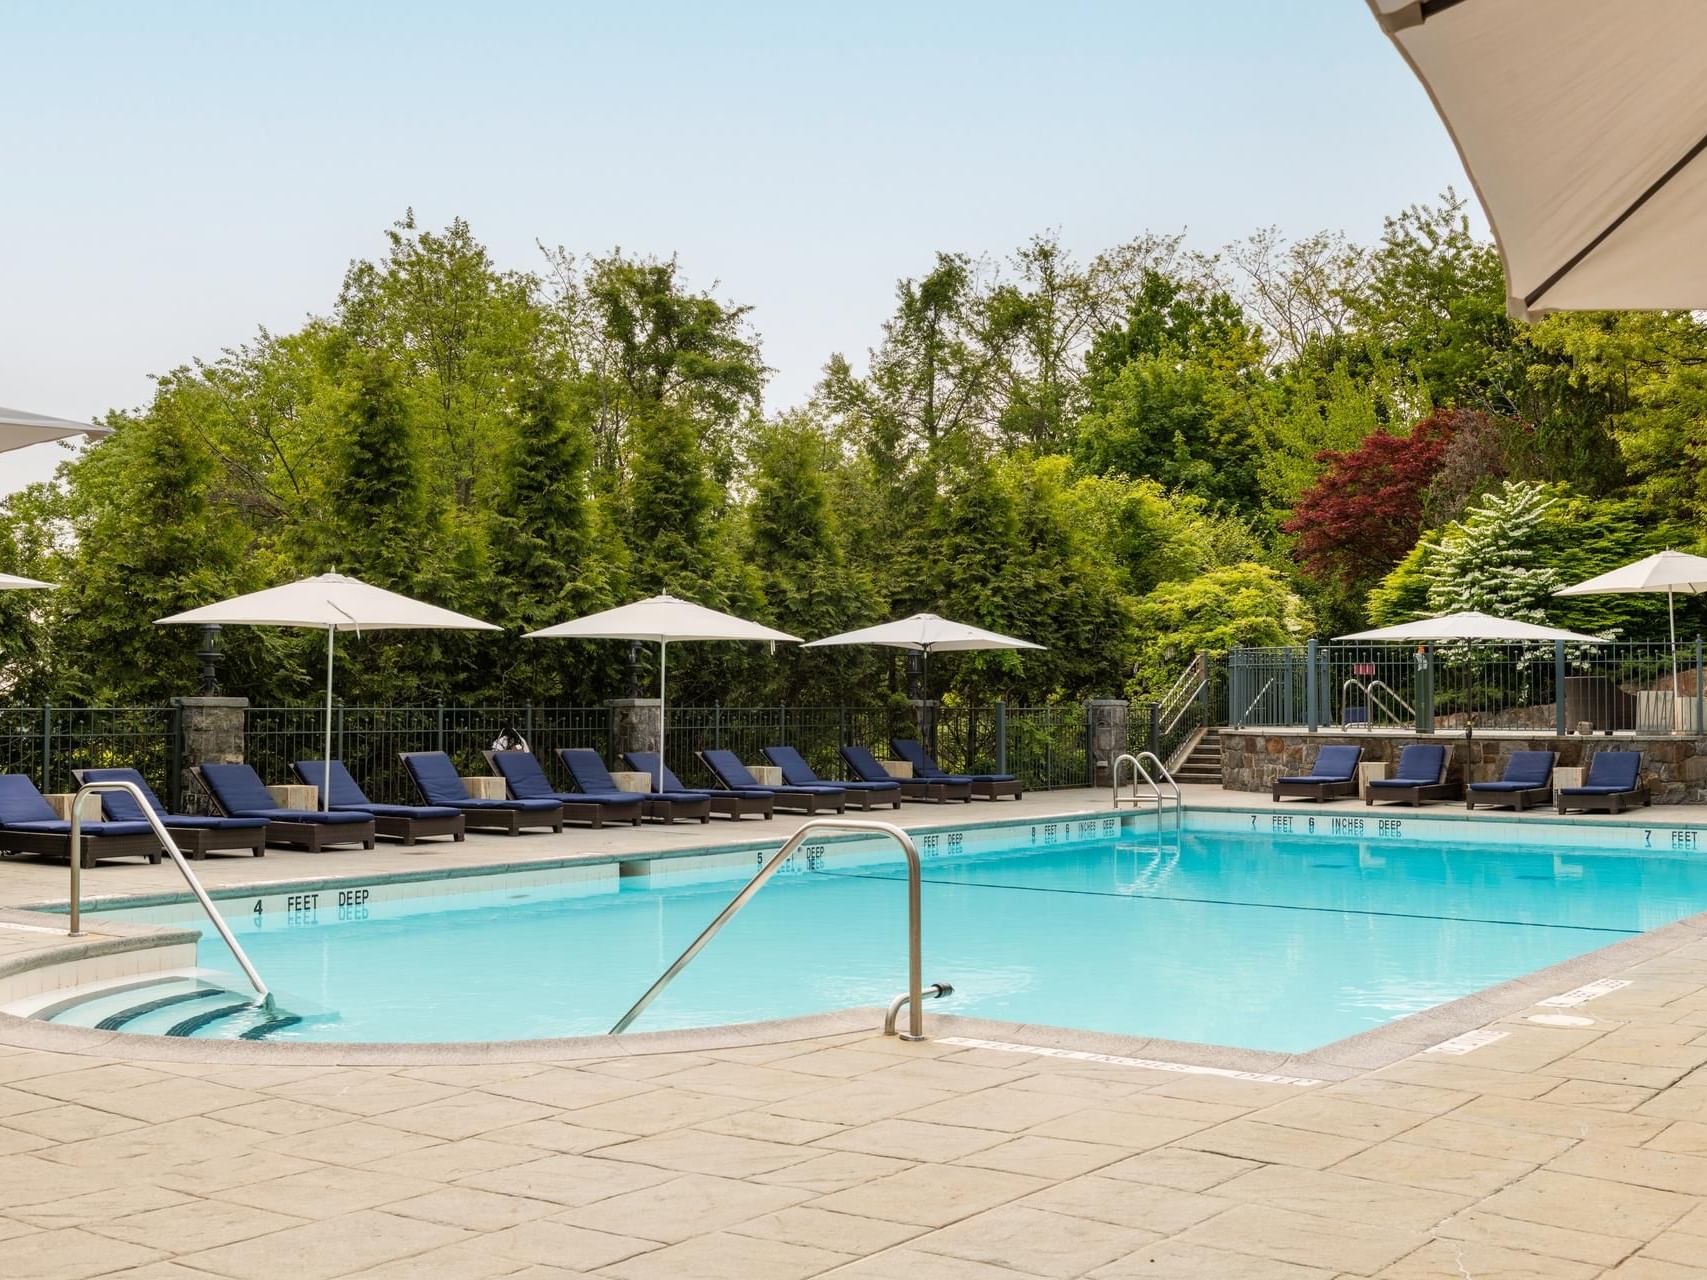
[21,970,326,1041]
[1174,730,1224,786]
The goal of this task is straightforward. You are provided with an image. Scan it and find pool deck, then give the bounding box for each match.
[4,788,1707,1276]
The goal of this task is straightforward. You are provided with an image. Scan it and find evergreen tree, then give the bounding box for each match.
[1423,480,1560,619]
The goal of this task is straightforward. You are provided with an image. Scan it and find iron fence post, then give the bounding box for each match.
[336,702,346,764]
[526,701,534,744]
[1305,639,1319,733]
[436,702,445,754]
[168,703,184,811]
[1554,640,1568,736]
[41,705,51,792]
[1283,647,1295,726]
[1084,703,1095,787]
[1198,653,1212,726]
[995,701,1007,776]
[1147,701,1160,756]
[1417,645,1435,734]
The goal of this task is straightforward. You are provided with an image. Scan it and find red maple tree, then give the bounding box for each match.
[1283,409,1463,592]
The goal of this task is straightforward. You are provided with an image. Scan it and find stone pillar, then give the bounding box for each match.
[173,696,247,813]
[609,698,662,763]
[1087,699,1129,787]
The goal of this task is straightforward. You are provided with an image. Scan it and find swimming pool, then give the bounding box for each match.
[49,811,1707,1050]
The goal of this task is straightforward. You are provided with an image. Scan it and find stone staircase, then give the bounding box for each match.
[1172,729,1224,786]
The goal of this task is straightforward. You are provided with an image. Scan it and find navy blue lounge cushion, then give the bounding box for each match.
[81,766,269,829]
[492,750,643,811]
[889,739,1015,783]
[702,749,844,796]
[249,807,374,825]
[0,774,61,825]
[840,745,897,784]
[763,745,899,793]
[1369,744,1447,787]
[292,760,462,819]
[4,818,155,837]
[1563,751,1641,794]
[557,748,708,804]
[339,801,464,820]
[200,762,367,824]
[1277,744,1361,785]
[1469,751,1555,794]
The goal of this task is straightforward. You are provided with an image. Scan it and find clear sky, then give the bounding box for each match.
[0,0,1474,495]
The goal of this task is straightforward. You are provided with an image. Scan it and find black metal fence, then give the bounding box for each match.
[0,705,182,807]
[245,705,613,805]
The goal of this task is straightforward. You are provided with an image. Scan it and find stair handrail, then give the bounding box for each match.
[609,818,943,1041]
[1157,654,1209,737]
[1112,751,1183,828]
[1232,677,1277,729]
[1341,676,1415,729]
[67,780,271,1007]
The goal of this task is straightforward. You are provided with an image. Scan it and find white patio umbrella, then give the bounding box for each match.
[803,612,1044,702]
[526,594,801,789]
[0,406,111,453]
[0,573,52,590]
[1367,1,1707,320]
[1336,611,1608,644]
[156,574,501,805]
[1555,550,1707,727]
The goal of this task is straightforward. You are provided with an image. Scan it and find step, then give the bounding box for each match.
[20,969,331,1041]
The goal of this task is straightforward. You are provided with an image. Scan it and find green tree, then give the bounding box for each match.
[1127,564,1312,699]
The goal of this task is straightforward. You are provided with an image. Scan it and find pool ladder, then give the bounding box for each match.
[65,779,273,1008]
[1112,751,1183,828]
[609,818,951,1041]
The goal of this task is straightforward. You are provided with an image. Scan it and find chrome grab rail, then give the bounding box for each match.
[1341,677,1415,729]
[1233,677,1277,729]
[1112,751,1183,828]
[68,780,272,1007]
[1157,654,1208,738]
[610,818,938,1041]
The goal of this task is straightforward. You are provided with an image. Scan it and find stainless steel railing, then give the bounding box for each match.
[1112,751,1183,828]
[609,818,943,1041]
[67,780,272,1007]
[1341,677,1416,729]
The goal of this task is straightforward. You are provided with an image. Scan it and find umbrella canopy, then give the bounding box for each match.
[0,406,111,454]
[1556,550,1707,727]
[1367,1,1707,320]
[803,612,1044,655]
[0,573,52,590]
[157,574,500,804]
[526,594,801,788]
[1336,611,1607,644]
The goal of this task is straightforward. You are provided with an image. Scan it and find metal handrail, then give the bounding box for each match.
[68,780,272,1007]
[1233,677,1277,729]
[1157,655,1208,737]
[1341,677,1415,729]
[610,818,940,1041]
[1112,751,1183,828]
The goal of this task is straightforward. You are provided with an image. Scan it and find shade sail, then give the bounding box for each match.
[0,406,111,454]
[1336,611,1607,644]
[1368,0,1707,320]
[803,612,1043,654]
[525,594,799,645]
[156,573,502,633]
[157,574,500,805]
[0,573,52,590]
[526,594,800,789]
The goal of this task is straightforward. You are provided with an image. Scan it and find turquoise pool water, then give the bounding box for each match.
[86,822,1707,1051]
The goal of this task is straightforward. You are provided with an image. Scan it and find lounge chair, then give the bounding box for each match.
[699,749,846,814]
[399,752,564,834]
[623,752,774,820]
[0,774,161,867]
[889,738,1023,801]
[763,745,900,811]
[484,750,643,828]
[1556,751,1648,815]
[290,760,465,845]
[555,749,711,824]
[73,767,267,859]
[1272,745,1362,802]
[1465,751,1556,812]
[841,744,968,803]
[195,763,377,852]
[1367,744,1460,807]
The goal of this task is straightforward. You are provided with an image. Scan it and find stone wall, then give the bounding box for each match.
[1220,729,1707,805]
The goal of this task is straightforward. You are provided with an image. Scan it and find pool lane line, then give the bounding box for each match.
[808,868,1640,937]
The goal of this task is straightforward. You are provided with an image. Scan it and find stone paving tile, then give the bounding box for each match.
[953,1133,1132,1180]
[1477,1169,1696,1239]
[87,1197,304,1252]
[1551,1139,1707,1196]
[1173,1118,1371,1169]
[483,1117,637,1155]
[822,1246,1042,1277]
[259,1070,463,1117]
[353,1243,529,1279]
[256,1117,441,1167]
[1633,1228,1707,1267]
[768,1077,957,1126]
[900,1082,1092,1132]
[1313,1077,1475,1116]
[92,1076,263,1123]
[813,1116,1010,1162]
[1373,1058,1560,1100]
[1601,1260,1707,1279]
[1,1225,165,1280]
[1029,1106,1209,1151]
[1211,1162,1471,1229]
[590,1128,821,1177]
[1329,1136,1536,1197]
[2,1102,145,1143]
[1370,1238,1600,1279]
[556,1171,809,1244]
[475,1068,655,1111]
[369,1090,561,1142]
[178,1209,472,1280]
[1094,1146,1260,1192]
[1173,1202,1427,1275]
[914,1203,1158,1278]
[8,1184,192,1231]
[358,1136,547,1181]
[457,1152,677,1207]
[1647,1119,1707,1155]
[809,1163,1050,1228]
[1395,1114,1580,1165]
[1250,1094,1429,1143]
[563,1087,749,1136]
[728,1204,926,1255]
[750,1148,915,1194]
[212,1164,439,1218]
[600,1231,854,1279]
[1541,1078,1657,1111]
[1089,1239,1340,1278]
[1431,1208,1640,1268]
[695,1110,846,1145]
[1018,1175,1226,1235]
[467,1218,656,1270]
[152,1149,326,1196]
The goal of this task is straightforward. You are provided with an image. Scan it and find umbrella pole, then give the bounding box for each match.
[657,640,667,792]
[1671,589,1681,735]
[323,626,335,809]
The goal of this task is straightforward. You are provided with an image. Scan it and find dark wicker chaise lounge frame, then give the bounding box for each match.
[762,745,901,811]
[888,739,1023,801]
[700,749,846,814]
[483,750,644,829]
[1465,751,1557,812]
[1556,751,1649,815]
[841,745,966,803]
[0,774,162,868]
[553,748,712,824]
[194,764,377,852]
[73,767,267,859]
[1271,744,1362,802]
[1367,744,1461,807]
[622,753,775,820]
[399,752,564,834]
[289,760,465,846]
